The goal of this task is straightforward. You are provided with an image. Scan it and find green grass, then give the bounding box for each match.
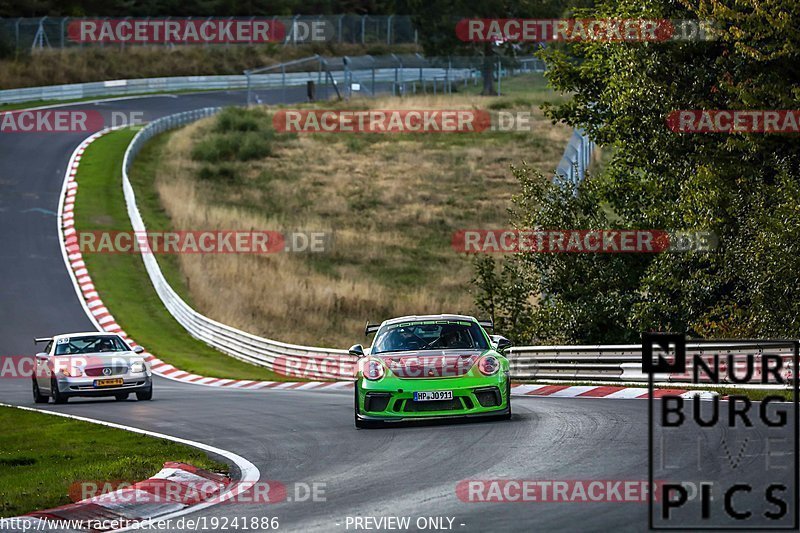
[74,128,294,381]
[457,72,571,106]
[0,406,227,517]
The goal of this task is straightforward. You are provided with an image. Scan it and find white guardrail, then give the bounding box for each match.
[123,110,796,386]
[0,68,468,105]
[122,108,355,381]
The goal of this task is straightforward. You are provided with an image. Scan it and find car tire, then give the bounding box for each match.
[50,378,68,404]
[32,379,48,404]
[115,393,128,401]
[136,385,153,401]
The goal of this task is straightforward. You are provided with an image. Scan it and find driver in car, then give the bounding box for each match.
[384,328,422,352]
[97,338,115,352]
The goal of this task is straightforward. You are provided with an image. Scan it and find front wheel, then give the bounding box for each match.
[136,385,153,401]
[32,379,48,404]
[50,379,68,404]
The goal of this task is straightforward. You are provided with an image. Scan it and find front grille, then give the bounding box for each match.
[403,398,463,412]
[85,366,128,377]
[474,387,502,407]
[364,393,391,412]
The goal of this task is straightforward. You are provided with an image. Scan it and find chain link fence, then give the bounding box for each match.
[0,16,420,52]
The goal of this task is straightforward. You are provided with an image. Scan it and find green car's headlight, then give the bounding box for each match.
[363,358,386,381]
[130,361,146,373]
[477,355,500,376]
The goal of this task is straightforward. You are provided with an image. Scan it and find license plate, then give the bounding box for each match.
[94,378,124,387]
[413,390,453,401]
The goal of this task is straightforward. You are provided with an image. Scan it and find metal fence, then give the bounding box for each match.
[555,128,595,186]
[0,16,419,51]
[507,341,795,385]
[121,108,354,381]
[116,106,795,389]
[0,53,545,105]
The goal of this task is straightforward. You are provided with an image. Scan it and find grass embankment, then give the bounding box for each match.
[0,43,420,90]
[143,72,571,347]
[0,406,227,517]
[74,128,292,381]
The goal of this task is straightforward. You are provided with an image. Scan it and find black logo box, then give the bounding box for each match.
[644,333,799,530]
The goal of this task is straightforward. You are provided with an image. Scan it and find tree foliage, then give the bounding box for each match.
[474,0,800,343]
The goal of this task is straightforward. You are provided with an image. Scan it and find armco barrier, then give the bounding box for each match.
[508,341,795,384]
[121,112,793,388]
[0,63,470,105]
[122,108,354,380]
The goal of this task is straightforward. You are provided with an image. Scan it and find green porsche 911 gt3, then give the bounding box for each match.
[350,314,512,428]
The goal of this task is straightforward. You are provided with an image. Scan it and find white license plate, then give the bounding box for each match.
[413,390,453,401]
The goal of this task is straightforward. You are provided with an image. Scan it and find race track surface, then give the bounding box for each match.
[0,90,795,532]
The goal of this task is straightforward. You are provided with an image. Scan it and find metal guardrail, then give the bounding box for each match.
[555,128,594,187]
[507,342,795,385]
[120,111,795,387]
[121,108,354,381]
[0,66,462,105]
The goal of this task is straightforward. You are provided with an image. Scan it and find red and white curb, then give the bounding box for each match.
[57,130,352,393]
[57,130,713,401]
[6,463,228,532]
[510,384,715,399]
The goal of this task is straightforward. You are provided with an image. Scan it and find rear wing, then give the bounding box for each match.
[364,321,381,336]
[34,337,52,344]
[477,319,494,331]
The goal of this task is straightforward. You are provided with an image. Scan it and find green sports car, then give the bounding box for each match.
[350,314,512,428]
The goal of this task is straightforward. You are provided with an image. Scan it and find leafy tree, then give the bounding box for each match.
[475,0,800,342]
[403,0,566,95]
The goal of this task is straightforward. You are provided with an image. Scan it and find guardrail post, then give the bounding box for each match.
[361,15,367,44]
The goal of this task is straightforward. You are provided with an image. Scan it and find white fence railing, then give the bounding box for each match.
[122,112,795,387]
[507,341,795,385]
[0,67,467,105]
[122,108,355,381]
[555,128,594,186]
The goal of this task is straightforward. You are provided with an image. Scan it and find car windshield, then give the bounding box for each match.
[54,335,129,355]
[371,321,490,355]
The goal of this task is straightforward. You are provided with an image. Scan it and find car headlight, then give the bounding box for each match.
[130,361,146,373]
[477,356,500,376]
[61,367,83,377]
[363,358,385,381]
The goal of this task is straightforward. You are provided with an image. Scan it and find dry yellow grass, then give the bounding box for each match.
[151,87,570,347]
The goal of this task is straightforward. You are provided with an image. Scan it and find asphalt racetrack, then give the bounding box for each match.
[0,90,795,532]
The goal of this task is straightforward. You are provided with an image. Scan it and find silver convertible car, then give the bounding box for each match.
[32,332,153,403]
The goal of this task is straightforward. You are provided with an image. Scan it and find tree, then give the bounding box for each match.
[475,0,800,342]
[403,0,566,95]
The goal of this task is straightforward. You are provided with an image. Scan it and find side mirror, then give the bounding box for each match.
[132,346,145,354]
[35,352,48,361]
[348,344,365,358]
[490,335,512,353]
